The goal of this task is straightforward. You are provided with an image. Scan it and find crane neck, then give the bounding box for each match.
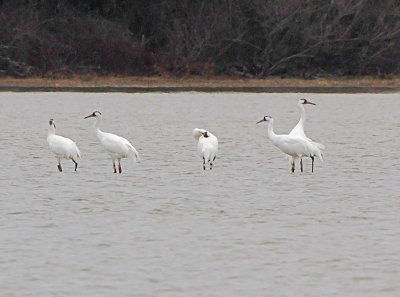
[267,119,279,144]
[93,117,104,138]
[48,125,56,136]
[297,103,306,127]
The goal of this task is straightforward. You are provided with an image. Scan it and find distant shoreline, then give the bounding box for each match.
[1,76,399,93]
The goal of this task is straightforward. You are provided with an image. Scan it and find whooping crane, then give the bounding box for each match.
[47,119,81,172]
[257,115,323,172]
[84,111,140,173]
[193,128,218,170]
[289,98,325,172]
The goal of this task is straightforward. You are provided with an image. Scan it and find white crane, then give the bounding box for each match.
[289,98,325,172]
[193,128,218,170]
[84,111,140,173]
[257,115,323,173]
[47,119,81,172]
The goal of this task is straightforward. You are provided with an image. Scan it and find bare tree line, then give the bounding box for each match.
[1,0,400,78]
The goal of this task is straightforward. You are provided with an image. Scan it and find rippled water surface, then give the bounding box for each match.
[0,92,399,297]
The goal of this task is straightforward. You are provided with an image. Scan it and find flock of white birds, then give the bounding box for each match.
[47,99,324,173]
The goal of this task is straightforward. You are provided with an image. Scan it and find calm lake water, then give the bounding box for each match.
[0,92,399,297]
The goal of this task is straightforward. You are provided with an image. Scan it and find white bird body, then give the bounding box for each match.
[270,134,312,158]
[85,111,140,173]
[95,130,139,161]
[193,128,218,170]
[257,116,322,172]
[47,134,81,160]
[47,119,81,172]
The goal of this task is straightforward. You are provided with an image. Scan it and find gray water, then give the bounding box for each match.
[0,92,399,297]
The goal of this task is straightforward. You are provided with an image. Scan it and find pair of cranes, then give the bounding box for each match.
[257,98,325,172]
[47,111,140,173]
[47,99,324,173]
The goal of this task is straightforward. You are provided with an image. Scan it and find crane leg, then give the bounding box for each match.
[210,156,216,170]
[113,162,117,173]
[118,161,122,174]
[57,162,62,172]
[311,155,314,173]
[72,159,78,171]
[291,162,295,173]
[203,157,206,170]
[300,159,303,172]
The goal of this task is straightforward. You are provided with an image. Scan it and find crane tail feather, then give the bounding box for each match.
[313,141,325,150]
[130,146,141,163]
[76,147,82,159]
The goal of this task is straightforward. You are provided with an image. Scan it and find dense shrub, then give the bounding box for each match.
[1,0,400,77]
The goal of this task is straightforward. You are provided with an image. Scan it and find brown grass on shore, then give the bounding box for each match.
[0,75,400,88]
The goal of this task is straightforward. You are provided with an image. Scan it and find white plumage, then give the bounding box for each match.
[288,98,325,172]
[84,111,140,173]
[193,128,218,170]
[257,115,323,172]
[47,119,81,172]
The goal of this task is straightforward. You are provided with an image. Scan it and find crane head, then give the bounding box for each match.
[49,119,56,128]
[202,131,209,138]
[256,115,272,124]
[300,98,316,105]
[84,111,102,119]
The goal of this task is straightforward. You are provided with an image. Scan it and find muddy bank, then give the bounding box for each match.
[1,76,399,93]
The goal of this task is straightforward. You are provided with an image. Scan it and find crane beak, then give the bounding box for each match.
[84,114,94,119]
[306,101,316,105]
[256,119,265,124]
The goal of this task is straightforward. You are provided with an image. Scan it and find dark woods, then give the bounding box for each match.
[1,0,400,78]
